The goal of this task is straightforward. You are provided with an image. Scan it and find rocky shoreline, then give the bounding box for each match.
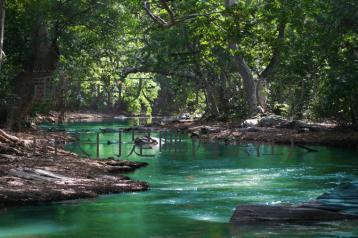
[158,115,358,148]
[0,129,148,207]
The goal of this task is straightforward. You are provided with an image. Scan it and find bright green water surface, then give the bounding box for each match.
[0,119,357,238]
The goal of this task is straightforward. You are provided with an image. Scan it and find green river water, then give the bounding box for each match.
[0,119,357,238]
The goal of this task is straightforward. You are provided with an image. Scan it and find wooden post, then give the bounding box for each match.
[170,131,173,146]
[174,131,177,144]
[256,144,260,157]
[96,132,100,158]
[118,130,122,157]
[132,130,135,141]
[159,130,162,152]
[192,138,196,157]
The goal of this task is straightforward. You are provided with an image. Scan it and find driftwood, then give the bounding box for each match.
[0,129,20,143]
[8,169,68,182]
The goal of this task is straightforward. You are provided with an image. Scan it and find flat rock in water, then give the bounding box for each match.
[230,205,358,223]
[231,181,358,224]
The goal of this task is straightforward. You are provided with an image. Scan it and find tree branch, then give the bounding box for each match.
[142,0,173,28]
[159,0,175,24]
[142,0,222,28]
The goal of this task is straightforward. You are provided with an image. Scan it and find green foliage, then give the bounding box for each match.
[1,0,357,125]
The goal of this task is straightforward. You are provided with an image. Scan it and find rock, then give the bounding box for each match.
[230,205,358,223]
[258,115,288,127]
[200,126,220,134]
[231,181,358,224]
[242,118,259,127]
[179,113,191,120]
[134,136,158,146]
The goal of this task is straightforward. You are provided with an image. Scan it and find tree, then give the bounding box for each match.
[0,0,5,68]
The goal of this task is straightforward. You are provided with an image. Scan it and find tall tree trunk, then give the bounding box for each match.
[58,74,67,124]
[6,22,59,130]
[0,0,5,69]
[225,0,259,115]
[218,71,231,116]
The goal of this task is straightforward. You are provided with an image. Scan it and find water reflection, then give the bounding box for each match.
[65,127,322,161]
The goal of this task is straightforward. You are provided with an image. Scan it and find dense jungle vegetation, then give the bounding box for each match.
[0,0,357,129]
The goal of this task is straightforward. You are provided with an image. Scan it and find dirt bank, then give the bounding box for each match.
[0,129,148,206]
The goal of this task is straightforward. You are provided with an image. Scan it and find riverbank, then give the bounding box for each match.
[0,129,148,206]
[159,116,358,148]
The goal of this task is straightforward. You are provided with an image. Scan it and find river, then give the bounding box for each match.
[0,119,357,237]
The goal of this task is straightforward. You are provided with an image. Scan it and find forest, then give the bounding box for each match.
[0,0,357,129]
